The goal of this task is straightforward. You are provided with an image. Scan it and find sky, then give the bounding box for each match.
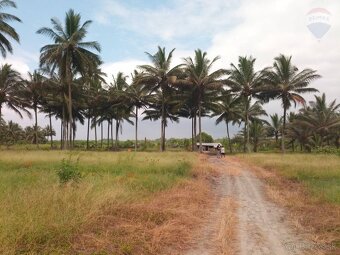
[1,0,339,140]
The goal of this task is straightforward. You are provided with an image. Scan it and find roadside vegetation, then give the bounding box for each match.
[237,153,340,253]
[0,151,214,254]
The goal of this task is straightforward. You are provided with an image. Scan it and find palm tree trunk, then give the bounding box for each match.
[281,106,287,153]
[198,102,202,153]
[72,121,76,147]
[227,122,232,154]
[163,121,166,150]
[107,120,110,149]
[245,98,250,153]
[111,119,114,148]
[94,119,97,147]
[66,57,73,150]
[161,98,165,152]
[34,105,38,147]
[62,107,67,150]
[135,108,138,152]
[60,119,63,150]
[194,114,197,151]
[275,133,278,144]
[86,116,90,150]
[101,122,103,148]
[191,117,194,151]
[49,113,53,149]
[115,119,119,149]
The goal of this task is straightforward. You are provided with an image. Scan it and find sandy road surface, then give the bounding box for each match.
[185,156,313,255]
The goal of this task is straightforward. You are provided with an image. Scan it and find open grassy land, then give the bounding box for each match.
[237,153,340,252]
[238,153,340,204]
[0,151,212,254]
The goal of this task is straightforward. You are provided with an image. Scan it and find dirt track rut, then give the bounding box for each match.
[185,157,311,255]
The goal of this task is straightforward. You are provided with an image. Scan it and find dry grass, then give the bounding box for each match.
[234,154,340,255]
[217,198,238,255]
[72,155,215,255]
[0,151,217,254]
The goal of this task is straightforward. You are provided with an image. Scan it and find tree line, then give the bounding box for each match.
[0,2,339,152]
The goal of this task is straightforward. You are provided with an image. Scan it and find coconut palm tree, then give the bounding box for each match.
[249,119,268,152]
[0,0,21,58]
[109,72,131,148]
[262,54,320,153]
[0,64,29,119]
[137,46,182,151]
[212,91,242,153]
[129,70,151,151]
[181,49,226,152]
[297,93,340,147]
[142,90,181,138]
[268,113,282,145]
[23,70,46,146]
[37,9,101,149]
[226,56,265,152]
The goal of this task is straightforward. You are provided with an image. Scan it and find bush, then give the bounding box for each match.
[57,157,82,184]
[312,146,340,155]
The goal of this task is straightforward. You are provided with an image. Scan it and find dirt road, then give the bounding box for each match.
[185,156,313,255]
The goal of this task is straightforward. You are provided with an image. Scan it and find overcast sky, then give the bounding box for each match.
[2,0,339,140]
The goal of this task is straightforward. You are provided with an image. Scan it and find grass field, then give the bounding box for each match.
[0,151,204,254]
[237,153,340,204]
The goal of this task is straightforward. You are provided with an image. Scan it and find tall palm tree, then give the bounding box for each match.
[297,93,340,147]
[23,70,46,146]
[37,9,101,149]
[212,91,242,153]
[137,46,182,151]
[129,70,150,151]
[0,0,21,58]
[268,113,282,145]
[109,72,134,148]
[182,49,226,152]
[262,54,320,153]
[226,56,265,152]
[0,64,29,119]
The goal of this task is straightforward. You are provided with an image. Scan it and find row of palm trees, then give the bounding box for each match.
[0,119,54,147]
[1,2,338,153]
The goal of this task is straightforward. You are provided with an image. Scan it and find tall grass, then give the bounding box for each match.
[238,153,340,204]
[0,151,195,254]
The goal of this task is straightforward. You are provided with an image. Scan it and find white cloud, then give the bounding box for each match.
[95,0,238,40]
[101,59,147,84]
[207,0,340,113]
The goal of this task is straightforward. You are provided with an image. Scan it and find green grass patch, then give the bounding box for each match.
[238,153,340,204]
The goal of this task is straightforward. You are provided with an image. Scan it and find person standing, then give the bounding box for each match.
[221,146,225,157]
[216,144,222,158]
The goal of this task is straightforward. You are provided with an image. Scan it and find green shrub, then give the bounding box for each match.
[57,157,82,184]
[312,146,340,155]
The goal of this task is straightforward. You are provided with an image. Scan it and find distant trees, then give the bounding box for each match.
[37,9,101,149]
[287,93,340,151]
[0,119,54,146]
[137,47,182,151]
[0,64,30,119]
[213,91,242,153]
[182,49,226,152]
[0,5,333,153]
[262,55,320,152]
[226,56,265,153]
[268,114,282,145]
